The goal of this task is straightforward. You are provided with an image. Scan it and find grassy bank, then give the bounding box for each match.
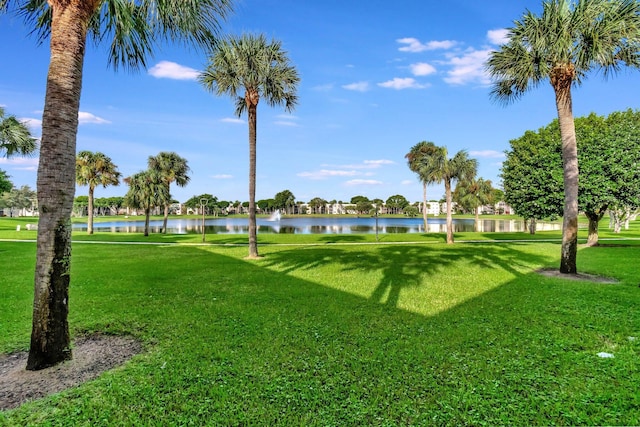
[1,217,639,425]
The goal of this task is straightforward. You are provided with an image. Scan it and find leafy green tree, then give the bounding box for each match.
[76,151,121,235]
[501,125,565,233]
[0,106,36,158]
[308,197,328,214]
[124,170,170,237]
[0,185,37,217]
[184,194,218,214]
[405,141,446,230]
[350,195,370,204]
[356,200,374,215]
[199,33,300,259]
[429,149,477,243]
[385,194,409,214]
[487,0,640,273]
[257,199,275,214]
[274,190,296,214]
[453,178,494,231]
[0,169,12,195]
[2,0,232,370]
[73,195,88,217]
[403,205,419,217]
[148,152,191,234]
[502,110,640,243]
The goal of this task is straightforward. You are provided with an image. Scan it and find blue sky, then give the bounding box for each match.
[1,0,639,204]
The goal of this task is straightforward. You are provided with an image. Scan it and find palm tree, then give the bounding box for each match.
[405,141,446,231]
[453,177,494,231]
[75,151,121,235]
[124,170,170,237]
[199,33,300,259]
[432,149,477,244]
[148,152,191,234]
[2,1,232,370]
[486,0,640,274]
[0,106,36,157]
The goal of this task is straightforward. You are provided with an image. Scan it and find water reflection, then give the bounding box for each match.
[73,217,561,234]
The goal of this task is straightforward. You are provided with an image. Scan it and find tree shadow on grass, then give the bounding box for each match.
[317,235,367,243]
[5,241,636,424]
[259,241,551,308]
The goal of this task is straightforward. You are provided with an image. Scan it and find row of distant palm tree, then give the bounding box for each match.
[405,142,479,244]
[76,151,190,237]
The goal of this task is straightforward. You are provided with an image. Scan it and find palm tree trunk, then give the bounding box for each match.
[422,182,428,232]
[554,82,579,274]
[88,186,95,235]
[27,2,95,370]
[247,99,259,258]
[162,203,169,234]
[445,179,454,244]
[474,206,480,232]
[144,207,150,237]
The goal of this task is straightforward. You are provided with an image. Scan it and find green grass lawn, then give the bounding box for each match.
[1,216,639,425]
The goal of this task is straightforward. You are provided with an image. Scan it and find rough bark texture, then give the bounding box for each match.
[585,211,604,247]
[552,65,578,274]
[246,89,260,258]
[28,1,99,371]
[87,186,94,234]
[162,203,169,234]
[445,179,454,244]
[422,183,428,231]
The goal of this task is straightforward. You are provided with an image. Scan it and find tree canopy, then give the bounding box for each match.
[502,109,640,243]
[487,0,640,273]
[0,169,12,195]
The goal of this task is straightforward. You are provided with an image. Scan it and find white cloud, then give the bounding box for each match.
[0,157,39,171]
[401,180,413,185]
[298,170,359,180]
[19,117,41,133]
[221,118,244,124]
[470,150,506,159]
[148,61,200,80]
[211,174,233,179]
[378,77,429,90]
[345,179,383,186]
[312,83,334,91]
[443,49,492,85]
[364,159,394,167]
[342,81,370,92]
[409,62,437,76]
[397,37,457,53]
[274,121,299,127]
[274,114,299,127]
[487,29,509,45]
[78,111,110,125]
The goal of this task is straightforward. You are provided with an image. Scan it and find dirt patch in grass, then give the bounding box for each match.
[537,268,619,284]
[0,334,142,411]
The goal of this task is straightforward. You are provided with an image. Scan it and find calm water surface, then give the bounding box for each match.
[73,216,561,234]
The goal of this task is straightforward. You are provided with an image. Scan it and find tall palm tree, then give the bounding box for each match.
[124,170,170,237]
[432,149,477,244]
[453,177,494,231]
[0,106,36,157]
[75,151,121,235]
[148,152,191,234]
[2,1,232,370]
[199,33,300,259]
[405,141,445,231]
[486,0,640,274]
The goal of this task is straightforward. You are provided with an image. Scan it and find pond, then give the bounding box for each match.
[72,216,561,234]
